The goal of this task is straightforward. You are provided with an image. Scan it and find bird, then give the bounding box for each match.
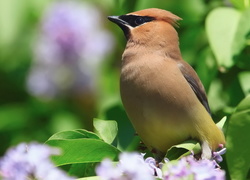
[108,8,225,163]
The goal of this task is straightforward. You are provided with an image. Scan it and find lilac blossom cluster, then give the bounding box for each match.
[0,142,226,180]
[27,0,113,99]
[96,152,156,180]
[0,143,73,180]
[96,150,226,180]
[163,156,225,180]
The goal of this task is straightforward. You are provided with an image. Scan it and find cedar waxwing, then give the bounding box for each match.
[108,8,225,162]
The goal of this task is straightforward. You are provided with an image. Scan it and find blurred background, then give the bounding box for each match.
[0,0,249,166]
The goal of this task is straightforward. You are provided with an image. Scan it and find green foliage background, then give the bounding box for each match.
[0,0,250,179]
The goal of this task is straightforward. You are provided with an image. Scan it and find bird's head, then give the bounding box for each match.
[108,8,182,43]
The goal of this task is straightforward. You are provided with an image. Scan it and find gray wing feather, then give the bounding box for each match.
[183,74,211,115]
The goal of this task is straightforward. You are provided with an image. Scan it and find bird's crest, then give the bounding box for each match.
[128,8,182,27]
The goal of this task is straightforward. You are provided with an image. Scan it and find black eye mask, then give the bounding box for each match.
[119,15,155,27]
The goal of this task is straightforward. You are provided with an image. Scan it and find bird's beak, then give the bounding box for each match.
[108,15,131,40]
[108,16,127,26]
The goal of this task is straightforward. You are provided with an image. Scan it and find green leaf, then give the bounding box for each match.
[46,139,120,166]
[46,130,119,178]
[232,9,250,58]
[207,8,250,71]
[98,102,136,151]
[208,79,228,112]
[48,129,101,141]
[238,71,250,96]
[206,7,241,68]
[217,116,227,129]
[94,118,118,144]
[230,0,250,10]
[226,95,250,180]
[166,140,200,160]
[68,163,97,178]
[196,48,218,90]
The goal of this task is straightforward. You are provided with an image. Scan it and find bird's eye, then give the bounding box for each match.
[135,17,145,25]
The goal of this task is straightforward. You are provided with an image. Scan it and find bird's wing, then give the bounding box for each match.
[178,61,211,115]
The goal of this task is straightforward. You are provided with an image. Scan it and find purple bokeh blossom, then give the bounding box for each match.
[95,159,122,180]
[27,0,113,99]
[96,152,155,180]
[96,152,225,180]
[0,143,73,180]
[163,156,225,180]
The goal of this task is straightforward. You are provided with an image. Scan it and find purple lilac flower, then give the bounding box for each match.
[95,159,122,180]
[213,148,226,163]
[163,156,225,180]
[96,151,226,180]
[96,152,155,180]
[187,157,225,180]
[27,0,113,99]
[144,156,166,178]
[0,143,73,180]
[163,158,192,180]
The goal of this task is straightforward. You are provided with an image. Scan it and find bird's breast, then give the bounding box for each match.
[120,56,198,151]
[120,57,196,119]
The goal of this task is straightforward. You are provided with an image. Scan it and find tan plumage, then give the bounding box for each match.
[108,8,225,162]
